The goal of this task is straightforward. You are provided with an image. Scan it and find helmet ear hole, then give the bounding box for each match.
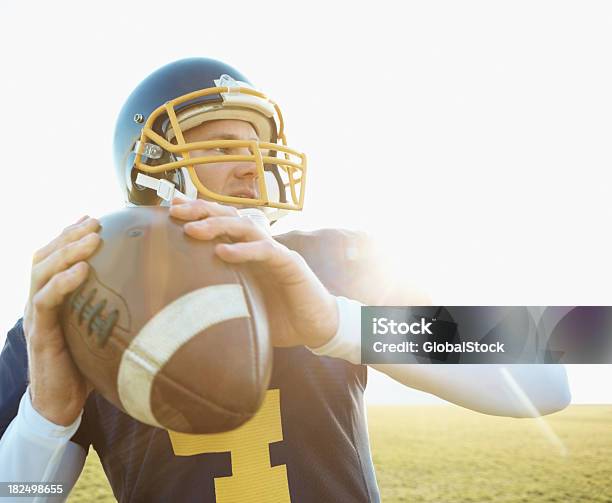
[128,145,181,205]
[129,169,162,205]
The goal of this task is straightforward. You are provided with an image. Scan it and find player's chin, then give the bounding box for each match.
[229,201,258,210]
[226,196,261,210]
[198,195,259,209]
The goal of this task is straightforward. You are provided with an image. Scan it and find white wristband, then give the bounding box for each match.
[307,296,363,365]
[21,387,82,444]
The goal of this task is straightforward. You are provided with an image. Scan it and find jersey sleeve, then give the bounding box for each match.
[0,319,29,440]
[277,228,430,305]
[69,403,92,451]
[338,230,431,306]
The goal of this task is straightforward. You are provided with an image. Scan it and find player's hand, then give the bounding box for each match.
[23,216,100,426]
[170,199,339,349]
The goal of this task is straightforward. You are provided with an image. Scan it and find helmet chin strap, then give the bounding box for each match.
[133,172,282,227]
[178,167,199,201]
[236,207,271,233]
[135,172,195,206]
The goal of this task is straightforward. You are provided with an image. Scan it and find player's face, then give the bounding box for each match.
[182,119,260,203]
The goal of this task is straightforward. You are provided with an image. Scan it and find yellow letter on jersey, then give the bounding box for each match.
[168,389,290,503]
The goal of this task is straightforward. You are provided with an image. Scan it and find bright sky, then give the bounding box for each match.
[1,0,611,404]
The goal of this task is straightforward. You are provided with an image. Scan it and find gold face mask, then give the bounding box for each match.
[132,78,306,212]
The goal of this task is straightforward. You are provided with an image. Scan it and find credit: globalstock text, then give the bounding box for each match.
[370,317,505,354]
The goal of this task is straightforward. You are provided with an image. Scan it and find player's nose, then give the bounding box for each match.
[233,159,258,179]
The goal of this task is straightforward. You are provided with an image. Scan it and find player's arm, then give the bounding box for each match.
[0,322,87,501]
[0,388,87,502]
[309,296,571,418]
[306,233,571,417]
[0,216,101,500]
[169,199,571,417]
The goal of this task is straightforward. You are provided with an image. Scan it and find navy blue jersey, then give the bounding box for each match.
[1,229,382,502]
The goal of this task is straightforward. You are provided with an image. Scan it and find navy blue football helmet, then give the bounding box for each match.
[113,58,306,218]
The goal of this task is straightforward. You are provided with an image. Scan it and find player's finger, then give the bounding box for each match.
[32,217,100,265]
[31,261,89,332]
[184,216,264,242]
[214,240,279,264]
[31,232,100,294]
[171,196,190,205]
[169,198,239,221]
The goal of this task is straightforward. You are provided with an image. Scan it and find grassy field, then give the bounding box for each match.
[68,405,612,502]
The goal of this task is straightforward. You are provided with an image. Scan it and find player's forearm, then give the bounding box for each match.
[309,297,571,417]
[28,352,87,427]
[375,363,571,417]
[0,387,86,502]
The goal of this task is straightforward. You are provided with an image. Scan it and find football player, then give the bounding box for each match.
[0,58,571,502]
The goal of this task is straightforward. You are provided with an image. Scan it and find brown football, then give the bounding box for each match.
[61,207,271,434]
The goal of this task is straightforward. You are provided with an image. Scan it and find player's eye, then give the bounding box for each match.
[211,147,230,155]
